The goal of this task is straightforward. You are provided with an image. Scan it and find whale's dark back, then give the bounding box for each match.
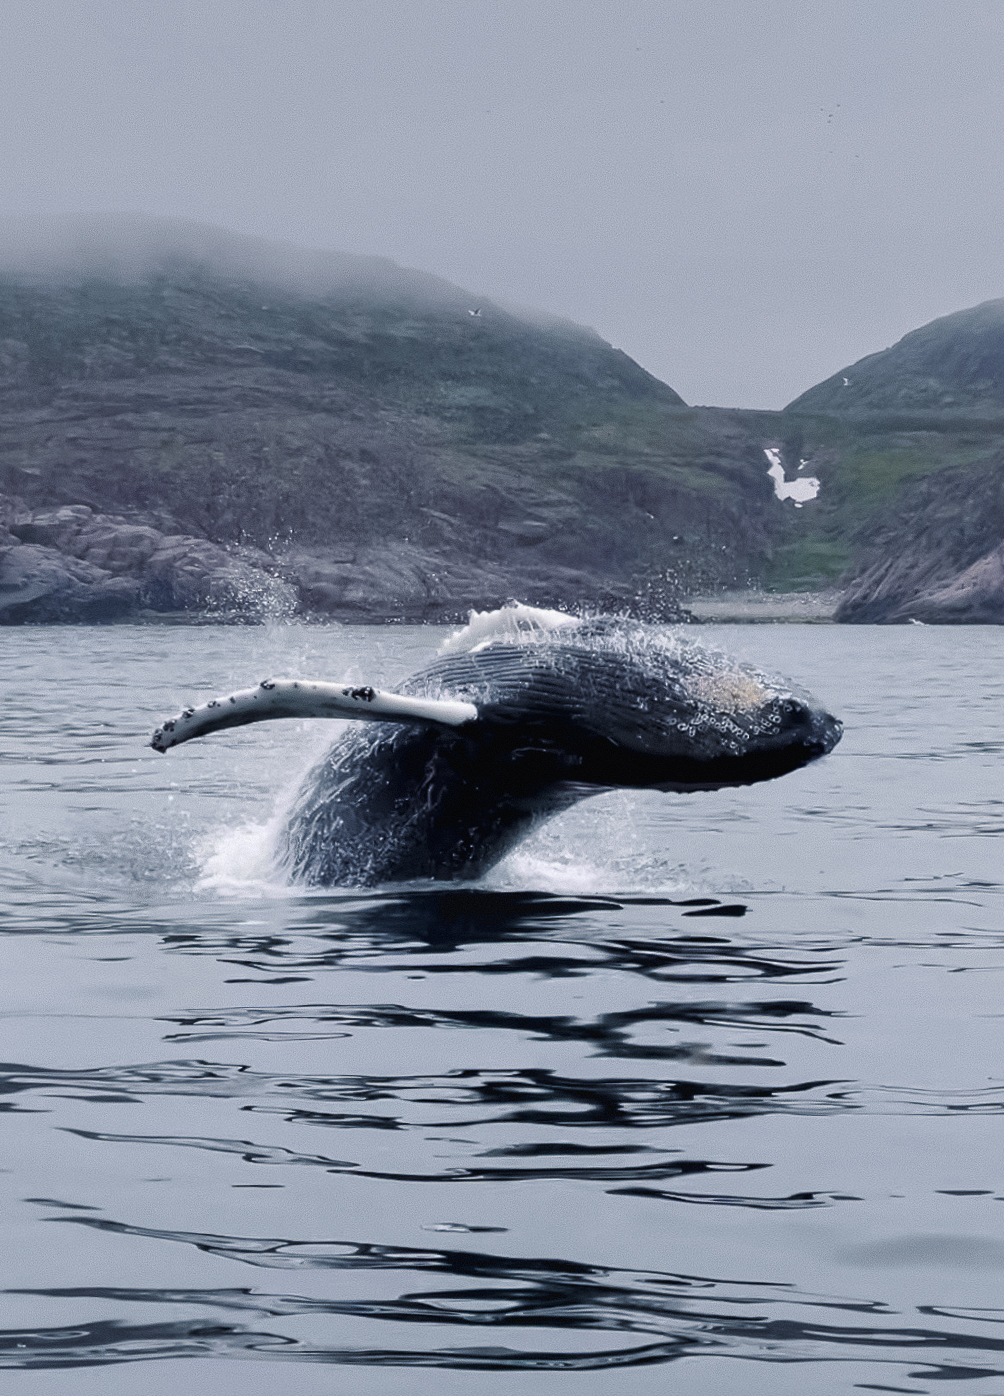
[279,618,842,887]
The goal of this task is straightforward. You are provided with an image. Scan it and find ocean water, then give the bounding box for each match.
[2,620,1004,1396]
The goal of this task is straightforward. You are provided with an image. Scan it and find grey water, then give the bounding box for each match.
[2,621,1004,1396]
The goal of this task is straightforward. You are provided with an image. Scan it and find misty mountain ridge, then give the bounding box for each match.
[2,214,1004,623]
[0,213,651,348]
[0,215,757,624]
[0,214,506,310]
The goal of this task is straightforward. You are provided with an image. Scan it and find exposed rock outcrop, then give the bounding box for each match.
[837,547,1004,624]
[835,454,1004,623]
[0,494,696,625]
[0,497,295,623]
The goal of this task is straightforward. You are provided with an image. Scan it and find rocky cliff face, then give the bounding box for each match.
[0,495,295,622]
[0,492,700,624]
[0,218,796,623]
[834,453,1004,623]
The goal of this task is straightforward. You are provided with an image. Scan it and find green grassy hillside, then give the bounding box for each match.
[778,303,1004,617]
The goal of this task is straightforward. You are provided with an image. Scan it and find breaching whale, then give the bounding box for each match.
[151,605,842,886]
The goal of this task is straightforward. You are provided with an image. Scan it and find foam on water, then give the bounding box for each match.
[195,815,287,896]
[196,774,710,900]
[484,791,701,896]
[193,720,345,897]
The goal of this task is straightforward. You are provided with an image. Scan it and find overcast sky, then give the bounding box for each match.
[2,0,1003,407]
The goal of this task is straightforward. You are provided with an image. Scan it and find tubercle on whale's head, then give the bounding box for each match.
[578,692,842,794]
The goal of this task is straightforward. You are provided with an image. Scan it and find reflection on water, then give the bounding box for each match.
[2,624,1004,1390]
[10,1218,1004,1375]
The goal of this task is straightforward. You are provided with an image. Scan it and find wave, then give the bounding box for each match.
[5,1218,1004,1375]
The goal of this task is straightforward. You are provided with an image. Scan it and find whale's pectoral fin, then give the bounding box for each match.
[150,679,478,752]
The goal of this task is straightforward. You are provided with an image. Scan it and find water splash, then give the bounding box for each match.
[438,602,577,655]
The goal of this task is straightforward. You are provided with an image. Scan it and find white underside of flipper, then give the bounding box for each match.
[151,679,478,752]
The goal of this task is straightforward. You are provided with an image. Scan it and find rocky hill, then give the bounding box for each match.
[782,301,1004,622]
[0,217,808,623]
[788,301,1004,417]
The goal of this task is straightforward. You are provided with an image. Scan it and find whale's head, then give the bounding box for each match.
[409,606,842,793]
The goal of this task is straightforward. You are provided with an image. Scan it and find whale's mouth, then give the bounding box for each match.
[641,710,844,791]
[535,704,842,795]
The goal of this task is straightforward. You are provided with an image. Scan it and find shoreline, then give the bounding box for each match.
[0,592,844,627]
[686,589,841,624]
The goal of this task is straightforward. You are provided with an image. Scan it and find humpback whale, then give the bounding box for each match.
[151,605,842,886]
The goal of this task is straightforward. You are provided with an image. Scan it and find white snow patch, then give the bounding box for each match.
[765,450,820,508]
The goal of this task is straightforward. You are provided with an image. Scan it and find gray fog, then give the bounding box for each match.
[1,0,1002,408]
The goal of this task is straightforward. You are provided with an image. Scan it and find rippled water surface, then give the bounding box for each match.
[3,621,1004,1396]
